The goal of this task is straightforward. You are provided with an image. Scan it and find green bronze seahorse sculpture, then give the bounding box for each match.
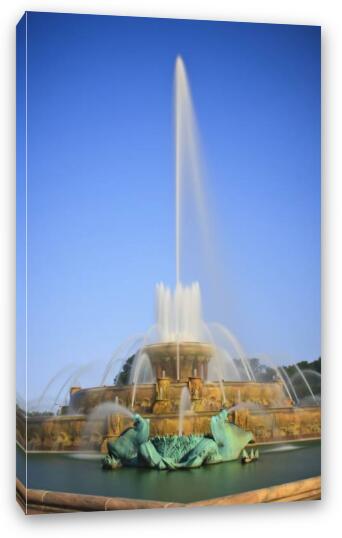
[102,410,253,470]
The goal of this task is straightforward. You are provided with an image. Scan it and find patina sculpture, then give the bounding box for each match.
[103,409,253,470]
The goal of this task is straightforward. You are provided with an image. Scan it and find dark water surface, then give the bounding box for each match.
[17,441,321,503]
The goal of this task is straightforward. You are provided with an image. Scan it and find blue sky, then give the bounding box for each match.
[17,13,320,399]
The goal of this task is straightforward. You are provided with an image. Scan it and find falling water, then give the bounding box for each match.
[293,364,317,403]
[302,369,321,380]
[209,322,254,381]
[302,369,321,399]
[250,353,293,404]
[51,371,79,412]
[86,401,134,421]
[128,325,158,403]
[52,361,98,412]
[178,386,192,436]
[301,370,321,404]
[82,401,134,449]
[280,366,300,404]
[213,347,241,381]
[101,334,145,386]
[131,352,155,408]
[36,364,76,411]
[275,369,294,404]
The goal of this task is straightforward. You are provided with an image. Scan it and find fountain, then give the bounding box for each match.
[16,56,321,456]
[178,386,191,436]
[18,277,321,453]
[289,369,321,406]
[293,365,318,404]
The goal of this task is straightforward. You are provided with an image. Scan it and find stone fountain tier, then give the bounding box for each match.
[18,343,321,452]
[143,341,214,381]
[68,378,294,417]
[18,403,321,453]
[18,373,321,452]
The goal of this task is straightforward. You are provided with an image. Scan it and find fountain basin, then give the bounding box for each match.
[143,341,214,381]
[16,440,321,505]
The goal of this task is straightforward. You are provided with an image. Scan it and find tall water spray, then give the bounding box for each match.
[174,56,187,380]
[174,56,213,378]
[155,281,203,342]
[174,56,211,286]
[175,56,182,288]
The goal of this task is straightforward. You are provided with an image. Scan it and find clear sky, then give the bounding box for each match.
[16,12,320,400]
